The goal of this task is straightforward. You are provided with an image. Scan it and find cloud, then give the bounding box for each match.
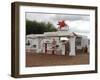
[26,12,90,22]
[52,14,90,21]
[26,12,90,35]
[68,20,90,33]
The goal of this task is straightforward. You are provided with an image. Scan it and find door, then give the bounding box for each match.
[44,43,47,54]
[65,42,70,55]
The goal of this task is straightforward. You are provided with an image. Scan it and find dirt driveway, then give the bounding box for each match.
[26,53,89,67]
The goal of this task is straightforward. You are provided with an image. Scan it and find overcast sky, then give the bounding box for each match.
[26,12,90,38]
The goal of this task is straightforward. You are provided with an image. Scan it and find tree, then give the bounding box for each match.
[45,22,57,32]
[26,20,57,35]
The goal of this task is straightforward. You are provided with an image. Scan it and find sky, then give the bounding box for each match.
[26,12,90,38]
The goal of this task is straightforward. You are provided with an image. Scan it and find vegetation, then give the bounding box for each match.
[26,20,57,35]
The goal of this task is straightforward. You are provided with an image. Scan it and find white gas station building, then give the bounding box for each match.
[26,21,89,56]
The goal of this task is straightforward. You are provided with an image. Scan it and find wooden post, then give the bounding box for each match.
[45,43,47,54]
[52,39,56,55]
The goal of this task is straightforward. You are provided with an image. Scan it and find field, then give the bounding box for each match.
[26,52,89,67]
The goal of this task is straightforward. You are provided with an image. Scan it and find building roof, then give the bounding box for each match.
[26,30,88,39]
[44,31,76,37]
[26,31,75,38]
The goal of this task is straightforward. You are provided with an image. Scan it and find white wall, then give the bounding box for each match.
[0,0,100,80]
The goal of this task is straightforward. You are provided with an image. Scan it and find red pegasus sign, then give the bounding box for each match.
[57,20,68,29]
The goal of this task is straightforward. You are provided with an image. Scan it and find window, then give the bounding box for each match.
[56,45,59,48]
[88,40,90,45]
[33,45,36,48]
[75,37,82,46]
[26,40,30,46]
